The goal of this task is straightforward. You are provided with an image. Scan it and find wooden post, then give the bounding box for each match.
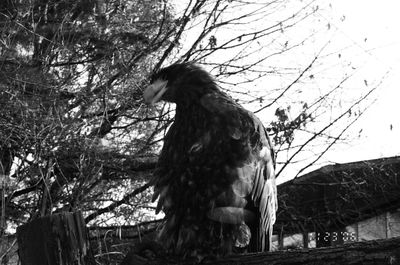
[302,231,308,249]
[278,232,284,250]
[17,211,95,265]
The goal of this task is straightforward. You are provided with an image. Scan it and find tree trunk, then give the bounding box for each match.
[17,211,95,265]
[122,237,400,265]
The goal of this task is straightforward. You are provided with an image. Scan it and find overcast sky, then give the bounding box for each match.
[319,0,400,164]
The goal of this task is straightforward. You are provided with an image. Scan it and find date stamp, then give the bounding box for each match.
[313,231,357,242]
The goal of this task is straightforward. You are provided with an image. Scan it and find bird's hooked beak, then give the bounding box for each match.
[143,79,168,105]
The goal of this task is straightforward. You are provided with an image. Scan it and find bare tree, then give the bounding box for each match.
[0,0,385,242]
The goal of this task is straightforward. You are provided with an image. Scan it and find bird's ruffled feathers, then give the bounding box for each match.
[149,64,277,256]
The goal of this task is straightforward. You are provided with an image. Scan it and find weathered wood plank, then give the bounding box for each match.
[17,211,95,265]
[121,237,400,265]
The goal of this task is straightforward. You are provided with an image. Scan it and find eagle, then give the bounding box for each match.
[143,63,277,257]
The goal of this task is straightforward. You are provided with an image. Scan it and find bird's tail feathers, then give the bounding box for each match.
[259,177,277,251]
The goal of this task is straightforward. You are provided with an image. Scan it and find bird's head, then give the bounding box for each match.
[143,63,217,105]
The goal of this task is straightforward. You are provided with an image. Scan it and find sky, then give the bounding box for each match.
[318,0,400,165]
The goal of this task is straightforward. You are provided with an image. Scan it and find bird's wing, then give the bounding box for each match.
[250,115,277,251]
[200,91,277,251]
